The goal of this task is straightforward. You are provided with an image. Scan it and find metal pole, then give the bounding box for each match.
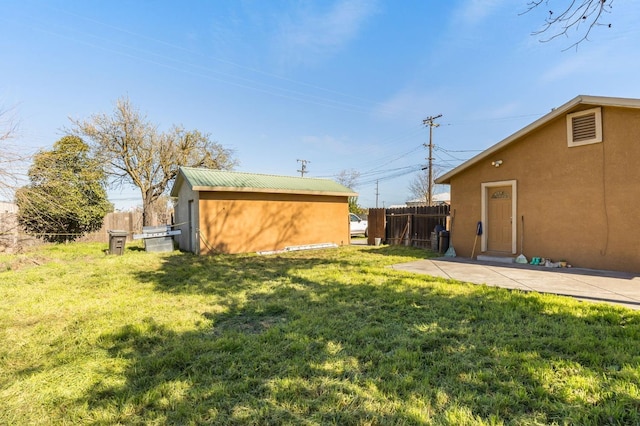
[422,114,442,206]
[428,124,433,206]
[297,159,310,177]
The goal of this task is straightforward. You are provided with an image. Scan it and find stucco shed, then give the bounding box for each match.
[170,167,357,254]
[436,95,640,273]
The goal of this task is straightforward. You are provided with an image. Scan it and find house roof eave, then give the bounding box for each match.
[169,168,186,198]
[435,95,640,184]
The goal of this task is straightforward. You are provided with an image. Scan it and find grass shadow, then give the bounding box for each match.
[82,247,640,424]
[357,244,438,259]
[135,250,343,297]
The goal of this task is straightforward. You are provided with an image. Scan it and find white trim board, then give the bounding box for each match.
[481,180,517,254]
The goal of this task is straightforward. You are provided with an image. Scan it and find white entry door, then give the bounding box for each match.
[487,186,512,253]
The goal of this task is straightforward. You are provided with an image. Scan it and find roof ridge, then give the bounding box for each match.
[180,166,334,181]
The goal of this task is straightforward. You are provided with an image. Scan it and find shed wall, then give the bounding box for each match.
[173,181,199,253]
[198,191,350,254]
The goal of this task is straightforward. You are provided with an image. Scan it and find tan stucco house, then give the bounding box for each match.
[170,167,357,254]
[436,95,640,273]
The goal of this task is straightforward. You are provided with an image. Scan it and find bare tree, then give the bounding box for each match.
[334,169,363,213]
[70,97,237,226]
[523,0,614,50]
[0,106,18,142]
[0,106,26,201]
[0,105,35,250]
[334,169,360,190]
[408,167,447,205]
[408,169,429,203]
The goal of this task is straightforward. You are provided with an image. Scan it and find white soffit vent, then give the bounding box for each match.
[567,107,602,147]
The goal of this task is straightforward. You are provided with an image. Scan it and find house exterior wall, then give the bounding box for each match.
[173,180,199,253]
[197,191,350,254]
[449,105,640,272]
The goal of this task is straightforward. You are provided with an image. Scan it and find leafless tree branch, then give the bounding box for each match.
[522,0,614,50]
[69,96,237,226]
[0,106,30,201]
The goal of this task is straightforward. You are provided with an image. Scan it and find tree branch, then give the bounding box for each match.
[522,0,613,50]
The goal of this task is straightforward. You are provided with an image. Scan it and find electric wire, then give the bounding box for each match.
[8,7,406,117]
[39,2,390,112]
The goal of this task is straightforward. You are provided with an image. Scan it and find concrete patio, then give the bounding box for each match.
[390,257,640,310]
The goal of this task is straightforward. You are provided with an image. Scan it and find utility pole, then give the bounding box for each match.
[297,159,310,177]
[422,114,442,206]
[375,180,379,208]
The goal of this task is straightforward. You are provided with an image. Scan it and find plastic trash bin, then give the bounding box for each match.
[432,225,445,251]
[108,230,128,255]
[438,231,449,255]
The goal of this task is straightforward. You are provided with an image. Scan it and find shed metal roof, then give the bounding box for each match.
[170,167,358,197]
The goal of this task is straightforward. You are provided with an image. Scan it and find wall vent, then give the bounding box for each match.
[567,107,602,147]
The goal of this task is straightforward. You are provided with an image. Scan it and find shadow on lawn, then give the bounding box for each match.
[362,244,438,259]
[135,250,346,298]
[86,250,640,424]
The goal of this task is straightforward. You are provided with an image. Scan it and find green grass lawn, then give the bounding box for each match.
[1,243,639,425]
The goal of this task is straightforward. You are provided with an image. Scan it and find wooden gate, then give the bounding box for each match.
[369,205,449,249]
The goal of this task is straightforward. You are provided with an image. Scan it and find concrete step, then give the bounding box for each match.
[477,255,515,264]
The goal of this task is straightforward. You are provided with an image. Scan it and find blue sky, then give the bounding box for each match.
[2,0,640,209]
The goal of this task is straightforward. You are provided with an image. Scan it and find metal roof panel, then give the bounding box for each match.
[173,167,358,197]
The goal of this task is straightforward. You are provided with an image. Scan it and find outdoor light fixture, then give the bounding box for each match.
[491,160,503,167]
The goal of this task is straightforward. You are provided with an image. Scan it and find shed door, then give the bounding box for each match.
[487,186,512,252]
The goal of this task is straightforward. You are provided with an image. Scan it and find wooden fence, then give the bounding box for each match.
[0,210,172,251]
[0,211,38,252]
[368,205,450,249]
[80,210,172,243]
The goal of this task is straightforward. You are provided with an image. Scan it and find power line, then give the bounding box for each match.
[11,8,416,118]
[315,142,424,179]
[357,165,422,186]
[434,146,470,162]
[39,3,402,113]
[436,147,483,153]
